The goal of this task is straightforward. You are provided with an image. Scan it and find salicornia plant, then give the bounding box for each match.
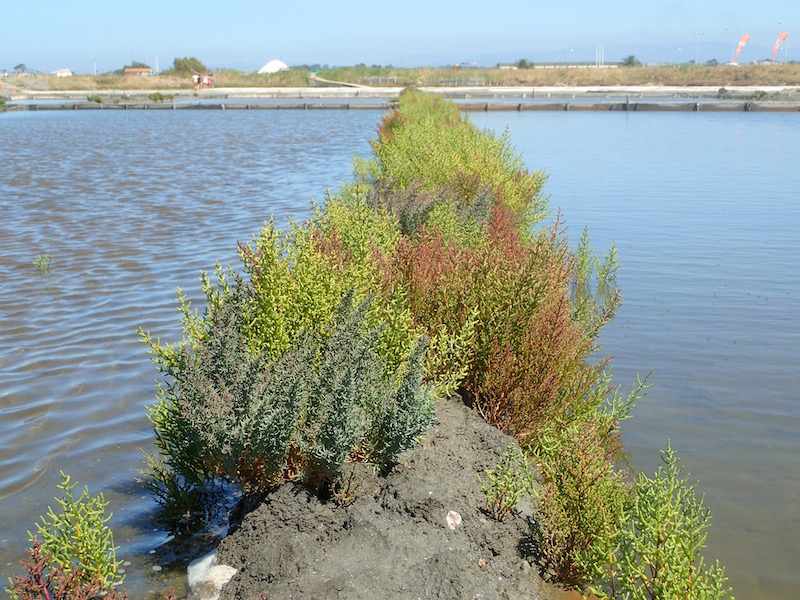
[20,472,123,592]
[32,253,53,274]
[589,444,733,600]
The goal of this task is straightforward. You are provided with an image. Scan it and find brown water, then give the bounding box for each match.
[0,109,380,595]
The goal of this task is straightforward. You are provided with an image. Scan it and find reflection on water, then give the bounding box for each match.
[475,110,800,600]
[2,107,798,599]
[0,109,380,595]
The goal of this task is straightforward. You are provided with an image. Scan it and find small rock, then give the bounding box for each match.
[446,510,462,530]
[188,549,238,600]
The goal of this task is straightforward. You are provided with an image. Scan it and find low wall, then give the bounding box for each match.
[6,100,800,112]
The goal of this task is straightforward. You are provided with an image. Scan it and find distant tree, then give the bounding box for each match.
[14,63,26,73]
[621,55,642,67]
[170,56,207,75]
[706,58,719,66]
[514,58,533,69]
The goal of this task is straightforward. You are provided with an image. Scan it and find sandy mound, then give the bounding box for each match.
[214,395,571,599]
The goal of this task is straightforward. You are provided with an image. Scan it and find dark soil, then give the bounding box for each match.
[215,395,574,600]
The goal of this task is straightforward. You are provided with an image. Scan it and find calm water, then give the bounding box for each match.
[1,107,798,598]
[474,110,800,599]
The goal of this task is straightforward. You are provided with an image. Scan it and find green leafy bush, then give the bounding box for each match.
[478,446,536,522]
[7,540,128,600]
[138,90,730,600]
[589,444,733,600]
[168,56,208,76]
[532,418,630,587]
[32,253,53,274]
[371,89,548,228]
[143,286,434,497]
[10,472,124,595]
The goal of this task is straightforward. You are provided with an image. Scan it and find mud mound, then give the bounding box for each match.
[215,395,571,599]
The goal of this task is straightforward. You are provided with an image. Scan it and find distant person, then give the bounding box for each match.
[193,74,200,91]
[202,75,209,88]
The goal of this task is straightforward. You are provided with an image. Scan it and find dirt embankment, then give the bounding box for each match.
[213,395,573,600]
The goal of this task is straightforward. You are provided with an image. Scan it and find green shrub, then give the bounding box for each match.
[478,446,536,522]
[590,444,733,600]
[371,89,548,228]
[167,56,207,76]
[143,286,434,498]
[14,472,123,593]
[532,418,630,587]
[148,92,172,103]
[7,540,128,600]
[138,91,729,600]
[529,374,646,586]
[32,253,53,274]
[87,94,103,104]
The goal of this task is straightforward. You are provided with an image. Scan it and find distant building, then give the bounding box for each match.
[52,68,73,77]
[124,67,153,76]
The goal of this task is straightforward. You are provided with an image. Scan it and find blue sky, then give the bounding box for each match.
[2,1,796,73]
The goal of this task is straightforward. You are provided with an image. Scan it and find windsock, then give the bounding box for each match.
[772,32,788,60]
[734,33,750,62]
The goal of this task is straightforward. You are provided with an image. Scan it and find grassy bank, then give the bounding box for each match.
[4,62,800,93]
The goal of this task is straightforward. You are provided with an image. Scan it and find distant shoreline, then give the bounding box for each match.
[3,83,800,101]
[4,85,800,113]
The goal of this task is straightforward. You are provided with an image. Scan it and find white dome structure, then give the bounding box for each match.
[257,59,289,74]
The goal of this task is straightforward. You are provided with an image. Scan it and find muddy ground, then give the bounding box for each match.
[214,395,574,599]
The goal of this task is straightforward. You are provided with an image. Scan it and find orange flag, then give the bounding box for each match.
[772,32,788,60]
[734,33,750,62]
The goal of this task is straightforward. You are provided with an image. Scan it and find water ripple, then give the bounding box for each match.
[0,108,381,591]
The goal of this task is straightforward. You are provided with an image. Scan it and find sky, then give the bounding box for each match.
[2,1,796,74]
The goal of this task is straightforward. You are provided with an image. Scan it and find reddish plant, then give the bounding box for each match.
[7,539,128,600]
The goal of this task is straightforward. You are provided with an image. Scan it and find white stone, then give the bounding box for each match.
[446,510,462,530]
[187,550,238,600]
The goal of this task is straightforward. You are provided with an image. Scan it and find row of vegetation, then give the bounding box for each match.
[8,90,732,599]
[6,58,800,93]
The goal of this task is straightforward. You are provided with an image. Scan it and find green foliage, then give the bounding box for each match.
[530,375,647,587]
[148,92,172,102]
[235,198,414,375]
[478,446,536,521]
[572,226,622,345]
[622,55,643,67]
[532,418,630,587]
[7,540,128,600]
[32,253,53,274]
[137,92,728,600]
[515,58,534,69]
[589,444,733,600]
[371,89,548,228]
[26,472,123,592]
[143,286,434,497]
[169,56,207,75]
[87,94,103,104]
